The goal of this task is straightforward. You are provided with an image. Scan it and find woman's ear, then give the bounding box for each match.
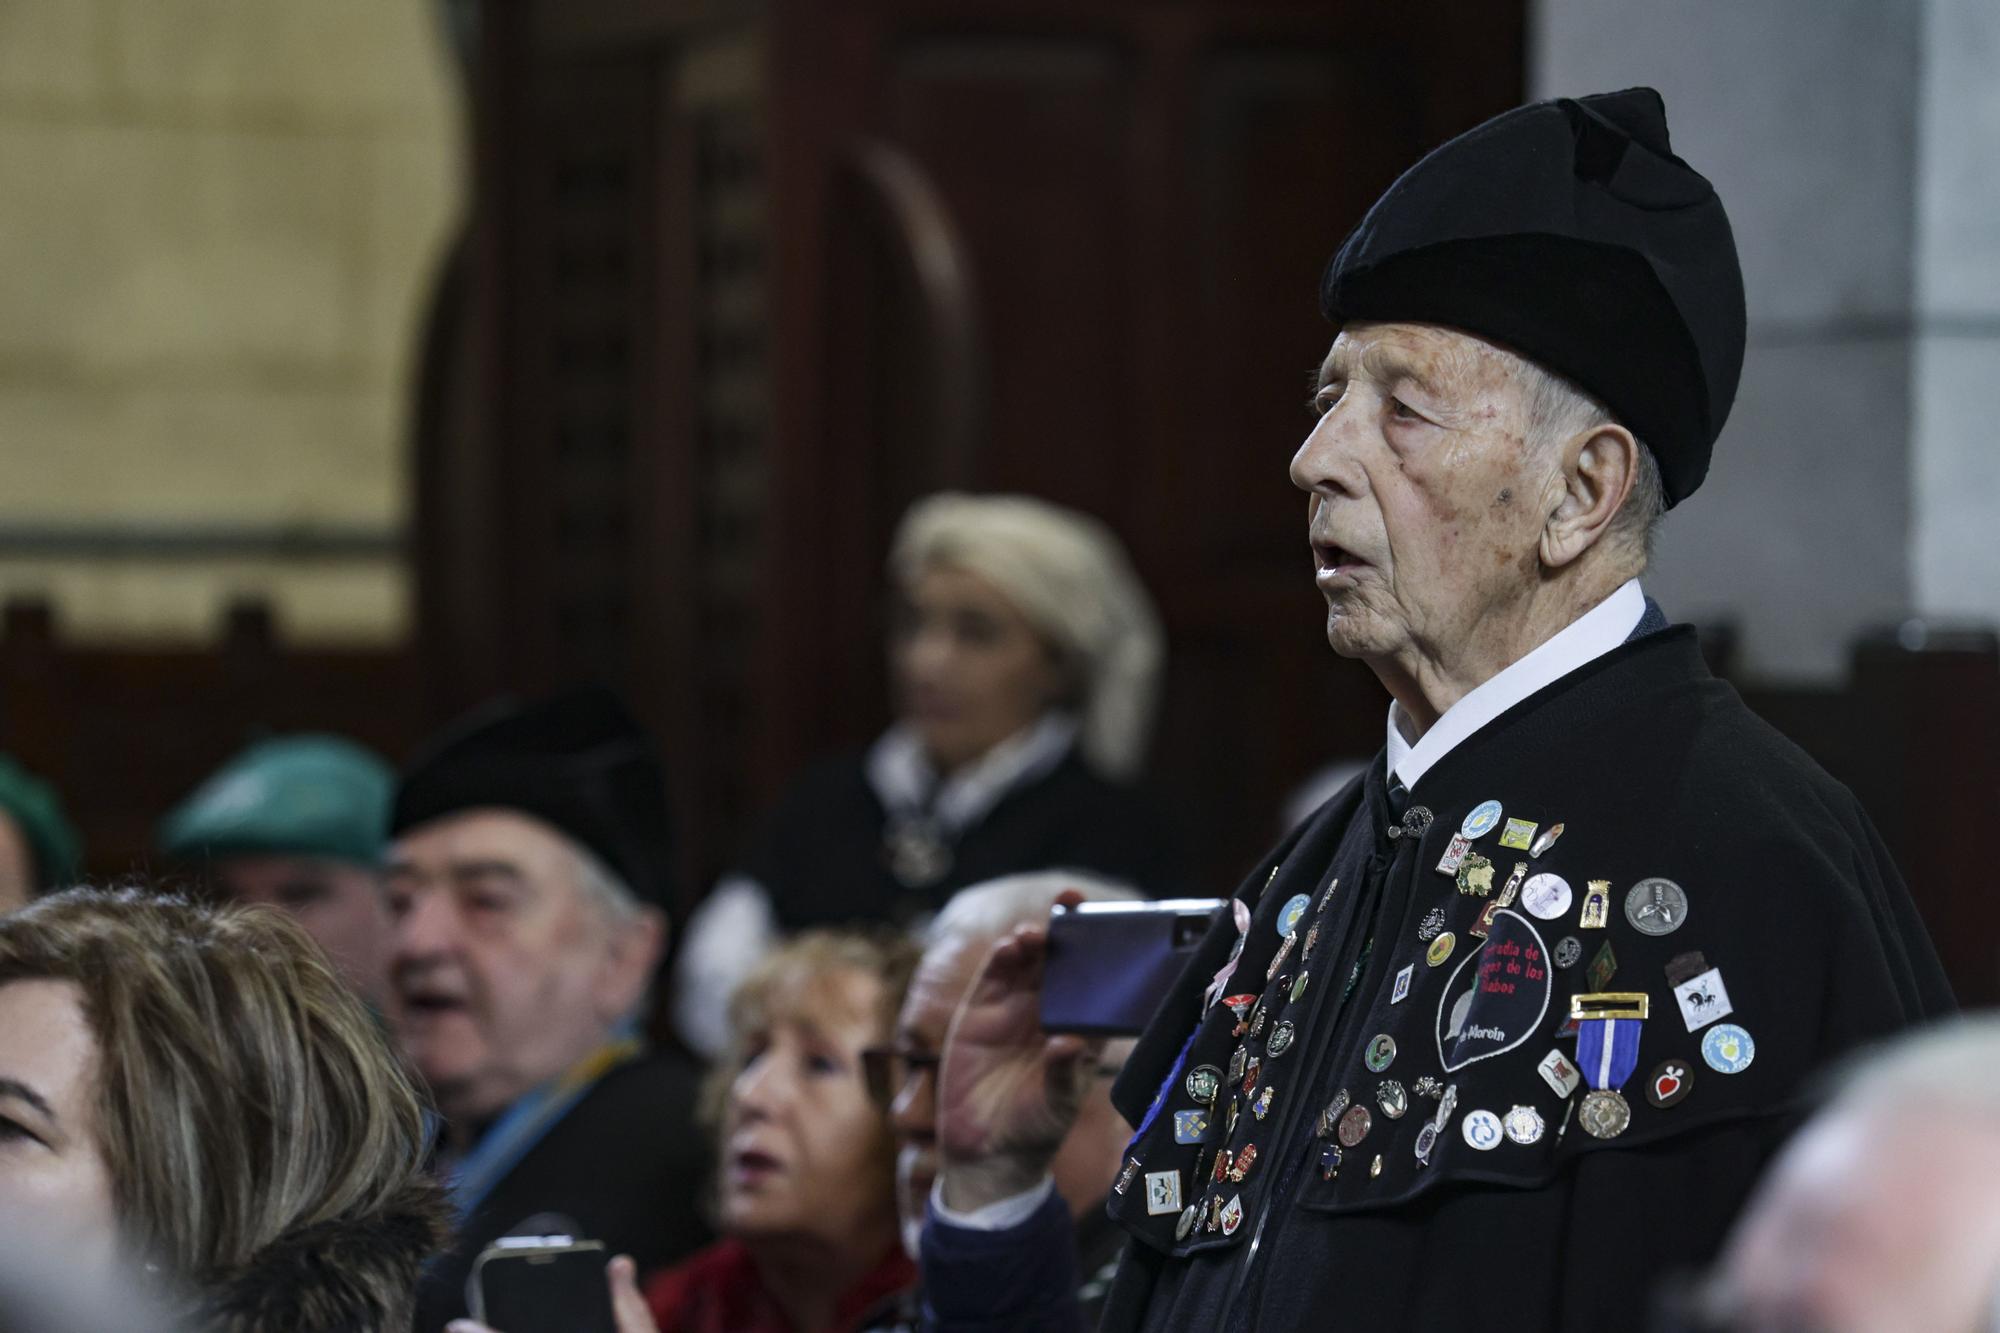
[1541,422,1638,570]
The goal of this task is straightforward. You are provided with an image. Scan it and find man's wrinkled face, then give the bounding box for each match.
[385,810,630,1124]
[1292,321,1552,666]
[212,855,393,1011]
[885,934,988,1252]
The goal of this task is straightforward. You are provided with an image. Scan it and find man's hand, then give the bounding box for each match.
[446,1254,659,1333]
[935,891,1106,1213]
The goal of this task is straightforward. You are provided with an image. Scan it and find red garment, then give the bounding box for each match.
[644,1237,916,1333]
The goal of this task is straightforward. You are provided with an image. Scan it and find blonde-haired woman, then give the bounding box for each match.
[676,492,1178,1056]
[0,886,446,1330]
[459,928,919,1333]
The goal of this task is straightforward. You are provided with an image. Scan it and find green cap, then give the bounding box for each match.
[158,735,393,868]
[0,756,81,889]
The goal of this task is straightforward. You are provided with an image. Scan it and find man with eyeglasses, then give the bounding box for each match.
[859,871,1140,1332]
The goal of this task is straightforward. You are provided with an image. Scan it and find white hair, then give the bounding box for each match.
[891,493,1164,780]
[1514,357,1665,563]
[1823,1017,2000,1122]
[926,869,1142,951]
[570,841,644,927]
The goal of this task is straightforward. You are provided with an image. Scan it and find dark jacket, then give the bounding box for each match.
[415,1052,711,1332]
[927,626,1952,1332]
[743,748,1182,928]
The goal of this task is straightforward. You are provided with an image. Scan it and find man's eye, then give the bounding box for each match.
[1310,385,1344,417]
[1388,396,1421,420]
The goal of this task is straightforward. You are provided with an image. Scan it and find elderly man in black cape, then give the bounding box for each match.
[915,88,1953,1333]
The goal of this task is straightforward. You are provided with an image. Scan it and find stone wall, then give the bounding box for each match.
[0,0,464,642]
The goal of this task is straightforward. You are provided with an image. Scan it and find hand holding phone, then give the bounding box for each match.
[453,1239,658,1333]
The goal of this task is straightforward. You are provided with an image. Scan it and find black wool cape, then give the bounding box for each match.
[1101,626,1952,1333]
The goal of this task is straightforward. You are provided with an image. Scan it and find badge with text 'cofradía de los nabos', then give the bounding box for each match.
[1572,991,1648,1138]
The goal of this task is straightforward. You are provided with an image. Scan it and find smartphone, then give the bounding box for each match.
[1040,898,1225,1036]
[468,1235,617,1333]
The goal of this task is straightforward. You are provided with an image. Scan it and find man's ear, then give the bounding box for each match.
[1541,422,1638,570]
[598,905,667,1020]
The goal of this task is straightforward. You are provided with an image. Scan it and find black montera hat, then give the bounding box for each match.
[1320,87,1745,507]
[391,686,676,910]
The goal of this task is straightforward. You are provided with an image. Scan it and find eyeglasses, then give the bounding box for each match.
[861,1045,941,1110]
[860,1045,1125,1111]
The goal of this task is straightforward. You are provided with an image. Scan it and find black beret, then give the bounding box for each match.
[1321,87,1745,507]
[391,686,676,911]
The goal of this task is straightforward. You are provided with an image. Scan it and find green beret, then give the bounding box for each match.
[0,756,81,889]
[159,735,393,868]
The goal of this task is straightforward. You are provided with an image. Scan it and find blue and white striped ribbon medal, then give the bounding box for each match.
[1571,992,1649,1139]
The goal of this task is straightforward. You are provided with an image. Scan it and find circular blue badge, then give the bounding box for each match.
[1702,1023,1756,1074]
[1460,800,1505,839]
[1277,892,1311,937]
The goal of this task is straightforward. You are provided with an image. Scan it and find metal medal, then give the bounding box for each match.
[1391,963,1413,1005]
[1370,1154,1383,1179]
[1647,1058,1694,1108]
[1436,834,1474,875]
[1317,1089,1352,1138]
[1456,854,1497,897]
[1413,1075,1444,1099]
[1277,892,1312,938]
[1291,971,1311,1004]
[1418,905,1448,941]
[1212,1149,1231,1183]
[1364,1033,1397,1072]
[1579,880,1611,929]
[1145,1169,1183,1216]
[1115,1157,1141,1194]
[1227,1099,1239,1135]
[1587,940,1618,992]
[1219,1194,1244,1236]
[1414,1121,1440,1166]
[1252,1086,1275,1120]
[1537,1048,1582,1098]
[1522,873,1573,921]
[1377,1079,1409,1119]
[1319,1143,1343,1180]
[1461,800,1505,839]
[1461,1108,1504,1150]
[1337,1103,1373,1148]
[1427,931,1456,967]
[1302,922,1320,962]
[1673,967,1734,1032]
[1529,822,1566,857]
[1701,1024,1756,1074]
[1223,993,1257,1035]
[1176,1203,1199,1240]
[1499,817,1537,851]
[1553,936,1583,969]
[1228,1143,1258,1182]
[1185,1064,1222,1105]
[1242,1056,1261,1095]
[1267,930,1297,981]
[1503,1105,1546,1144]
[1625,877,1689,936]
[1578,1089,1632,1139]
[1173,1109,1210,1144]
[1266,1020,1296,1058]
[1228,1047,1247,1084]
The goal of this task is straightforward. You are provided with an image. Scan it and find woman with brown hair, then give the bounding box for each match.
[0,885,448,1330]
[457,927,918,1333]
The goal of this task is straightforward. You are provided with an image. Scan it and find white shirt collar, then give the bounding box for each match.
[866,713,1078,832]
[1385,579,1646,792]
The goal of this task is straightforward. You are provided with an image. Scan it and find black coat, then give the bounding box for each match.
[742,748,1183,929]
[1102,626,1952,1333]
[415,1052,712,1332]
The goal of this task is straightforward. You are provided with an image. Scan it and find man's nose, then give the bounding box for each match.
[1291,399,1362,496]
[391,888,460,963]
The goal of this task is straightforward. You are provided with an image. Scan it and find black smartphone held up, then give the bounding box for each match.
[468,1235,617,1333]
[1040,898,1225,1037]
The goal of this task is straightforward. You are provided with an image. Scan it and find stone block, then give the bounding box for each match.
[0,0,105,105]
[1647,336,1912,682]
[0,555,407,645]
[1912,333,2000,622]
[1917,0,2000,316]
[0,119,359,372]
[0,381,403,526]
[103,0,459,123]
[353,127,466,375]
[1533,0,1921,329]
